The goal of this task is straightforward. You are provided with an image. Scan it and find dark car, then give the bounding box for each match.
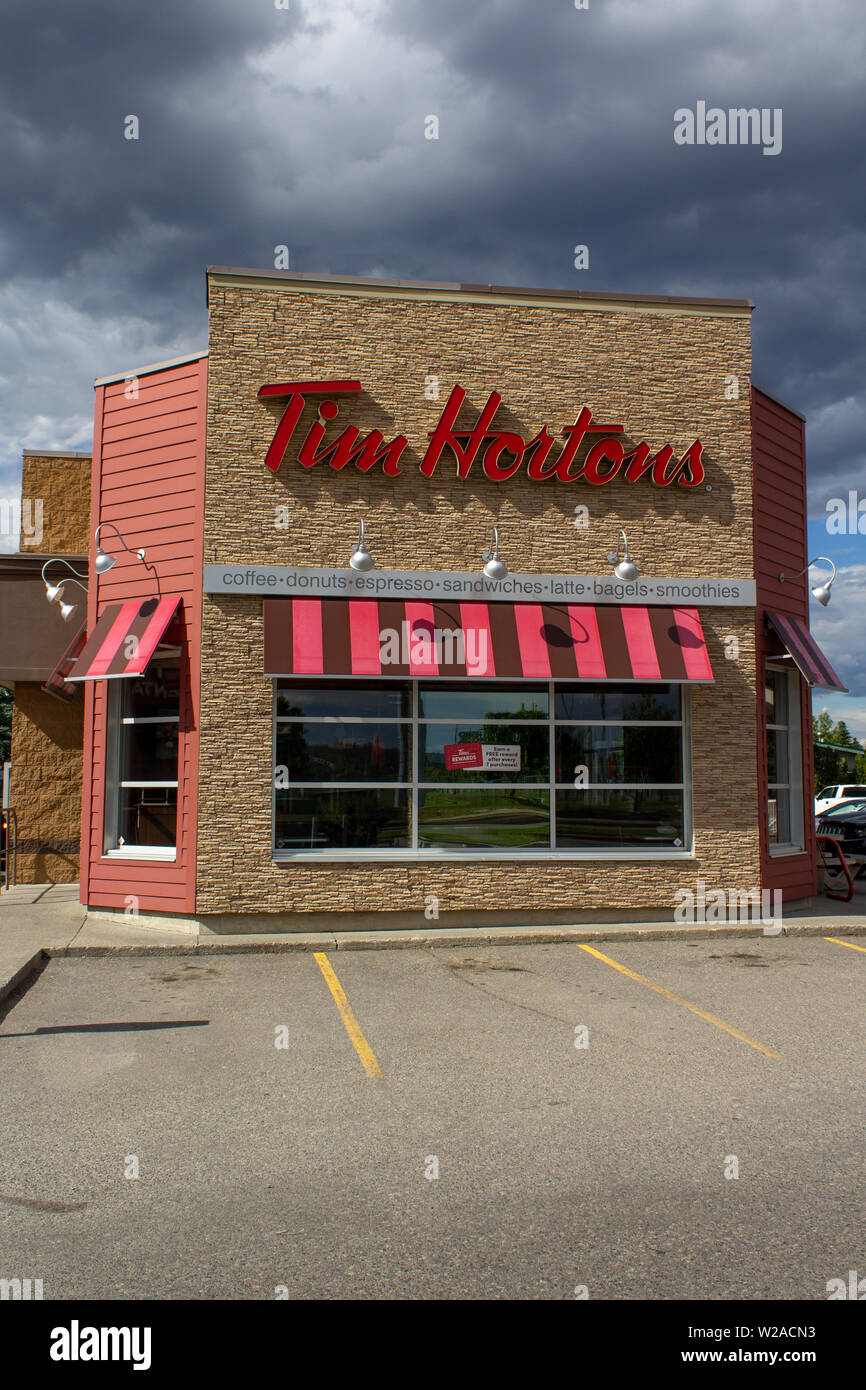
[816,798,866,872]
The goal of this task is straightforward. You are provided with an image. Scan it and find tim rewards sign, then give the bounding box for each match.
[259,380,706,487]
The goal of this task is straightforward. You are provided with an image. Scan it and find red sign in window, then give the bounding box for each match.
[444,742,484,770]
[444,743,521,771]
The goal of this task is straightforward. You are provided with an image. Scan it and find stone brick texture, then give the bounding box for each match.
[197,283,758,917]
[10,683,83,883]
[19,452,91,553]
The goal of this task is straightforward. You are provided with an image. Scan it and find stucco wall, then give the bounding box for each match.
[10,683,83,883]
[19,452,91,553]
[7,451,91,884]
[197,281,758,918]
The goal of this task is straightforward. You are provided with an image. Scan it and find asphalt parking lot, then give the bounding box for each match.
[1,934,864,1300]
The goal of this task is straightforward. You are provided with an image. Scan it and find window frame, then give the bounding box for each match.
[102,664,180,862]
[272,679,693,862]
[766,664,804,855]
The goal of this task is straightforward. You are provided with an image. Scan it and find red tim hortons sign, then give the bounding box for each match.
[258,380,706,488]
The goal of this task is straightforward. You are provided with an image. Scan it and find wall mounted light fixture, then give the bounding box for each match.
[349,519,375,571]
[41,559,88,623]
[606,530,640,582]
[482,527,508,581]
[779,556,836,607]
[94,522,161,596]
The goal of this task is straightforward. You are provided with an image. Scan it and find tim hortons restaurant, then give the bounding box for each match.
[0,268,847,931]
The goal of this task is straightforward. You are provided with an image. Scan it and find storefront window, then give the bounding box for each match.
[275,788,409,850]
[104,660,180,854]
[274,680,687,855]
[765,666,803,849]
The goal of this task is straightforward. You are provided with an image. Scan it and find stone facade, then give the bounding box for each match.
[197,278,758,920]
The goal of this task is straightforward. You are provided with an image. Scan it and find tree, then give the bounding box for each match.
[814,708,834,743]
[812,711,865,791]
[0,686,12,765]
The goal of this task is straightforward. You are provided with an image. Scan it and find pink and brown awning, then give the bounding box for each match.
[766,611,846,692]
[66,596,182,681]
[42,624,87,700]
[263,598,714,682]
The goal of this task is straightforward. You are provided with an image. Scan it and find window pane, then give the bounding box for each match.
[556,790,684,847]
[125,662,180,719]
[767,729,789,784]
[275,723,410,783]
[765,670,788,726]
[275,788,410,849]
[418,684,548,720]
[419,789,550,849]
[556,726,681,784]
[120,722,179,783]
[420,723,548,783]
[118,787,177,848]
[768,791,791,844]
[555,684,680,722]
[276,683,409,719]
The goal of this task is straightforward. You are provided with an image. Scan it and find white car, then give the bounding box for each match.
[814,784,866,816]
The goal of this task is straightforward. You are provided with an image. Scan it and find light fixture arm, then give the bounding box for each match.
[56,577,88,598]
[95,521,144,561]
[94,521,161,598]
[779,556,836,586]
[41,558,88,587]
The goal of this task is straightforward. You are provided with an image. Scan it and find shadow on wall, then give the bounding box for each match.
[13,848,79,886]
[17,688,84,751]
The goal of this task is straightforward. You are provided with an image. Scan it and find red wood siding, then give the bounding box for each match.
[80,358,206,914]
[750,385,816,900]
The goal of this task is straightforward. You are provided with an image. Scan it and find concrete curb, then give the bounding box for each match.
[3,917,861,1006]
[2,919,864,1005]
[0,950,48,1005]
[46,918,866,958]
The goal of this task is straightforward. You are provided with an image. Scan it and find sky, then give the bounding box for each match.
[1,0,863,731]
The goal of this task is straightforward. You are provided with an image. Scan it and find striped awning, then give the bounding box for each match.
[766,611,846,692]
[42,624,87,700]
[263,598,714,682]
[66,596,181,681]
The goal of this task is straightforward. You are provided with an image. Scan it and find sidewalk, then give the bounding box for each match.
[2,881,866,1007]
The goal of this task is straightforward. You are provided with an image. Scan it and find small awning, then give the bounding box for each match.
[66,596,181,681]
[42,624,87,701]
[766,611,847,692]
[263,598,714,682]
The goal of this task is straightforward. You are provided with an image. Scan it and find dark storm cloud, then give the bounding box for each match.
[0,0,863,696]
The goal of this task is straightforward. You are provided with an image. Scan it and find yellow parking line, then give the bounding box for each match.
[313,952,383,1078]
[577,944,782,1059]
[824,936,866,954]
